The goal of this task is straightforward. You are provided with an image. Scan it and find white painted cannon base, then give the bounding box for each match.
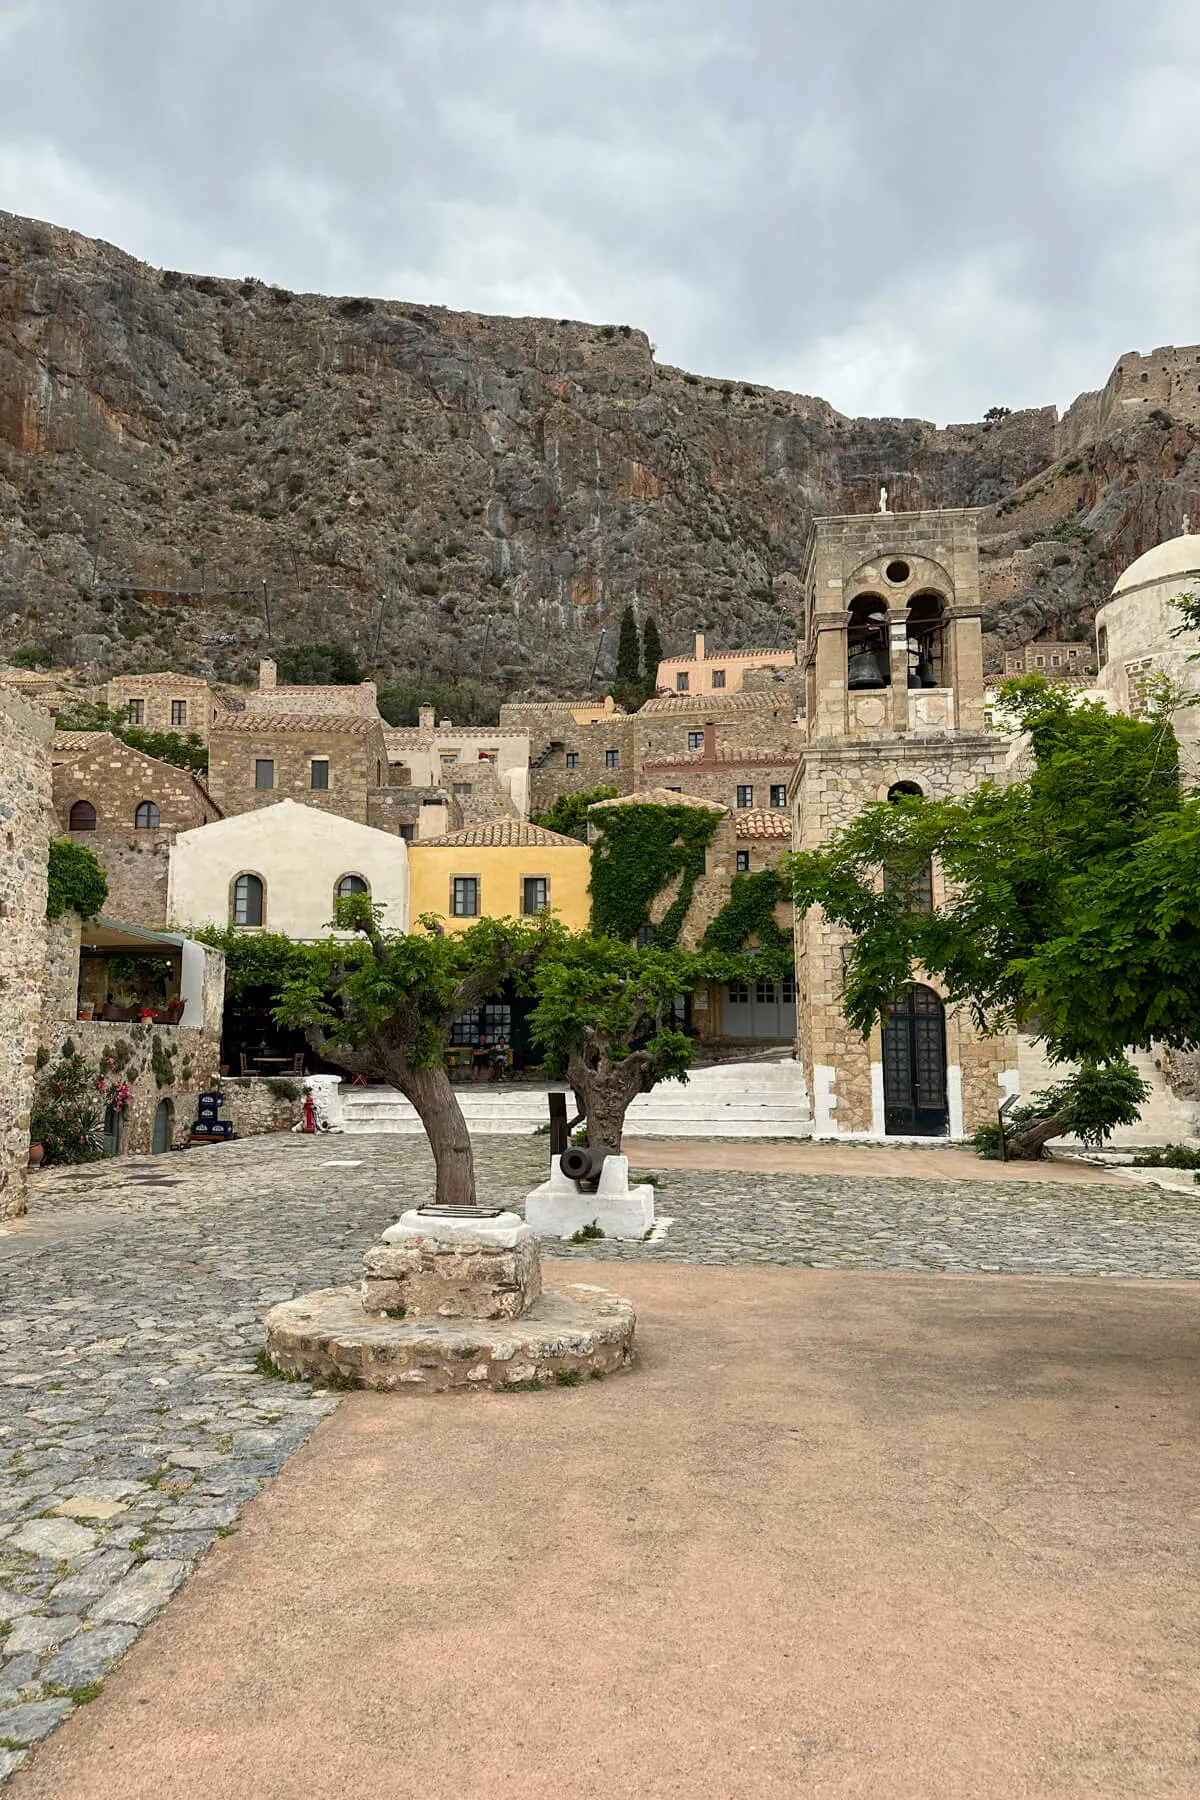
[525,1153,655,1241]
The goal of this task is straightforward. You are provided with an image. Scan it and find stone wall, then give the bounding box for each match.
[0,691,53,1217]
[216,1075,305,1138]
[206,716,388,823]
[103,673,219,743]
[366,787,463,839]
[528,715,641,816]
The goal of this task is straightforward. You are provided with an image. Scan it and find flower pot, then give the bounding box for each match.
[77,1007,94,1021]
[27,1143,44,1169]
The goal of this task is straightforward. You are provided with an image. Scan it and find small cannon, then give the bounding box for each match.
[558,1143,618,1192]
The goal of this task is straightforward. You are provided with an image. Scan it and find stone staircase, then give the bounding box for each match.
[339,1058,812,1139]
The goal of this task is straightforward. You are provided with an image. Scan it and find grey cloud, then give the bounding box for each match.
[0,0,1196,422]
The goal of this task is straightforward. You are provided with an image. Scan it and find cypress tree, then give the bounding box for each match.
[612,606,643,709]
[641,615,663,693]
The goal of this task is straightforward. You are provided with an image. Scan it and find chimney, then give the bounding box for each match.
[418,705,435,732]
[258,658,277,690]
[703,720,716,763]
[692,630,705,660]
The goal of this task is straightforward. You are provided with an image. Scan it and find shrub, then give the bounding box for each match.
[1132,1143,1200,1169]
[6,643,51,669]
[47,840,108,921]
[30,1045,104,1165]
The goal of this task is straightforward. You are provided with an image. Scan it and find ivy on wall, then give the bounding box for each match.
[589,804,721,947]
[702,868,794,978]
[46,839,108,921]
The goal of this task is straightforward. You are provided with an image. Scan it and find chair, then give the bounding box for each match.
[291,1052,305,1074]
[239,1052,254,1075]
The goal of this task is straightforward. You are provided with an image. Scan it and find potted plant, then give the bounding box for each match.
[77,1003,94,1021]
[27,1141,44,1168]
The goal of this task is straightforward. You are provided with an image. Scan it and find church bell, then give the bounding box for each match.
[847,648,888,690]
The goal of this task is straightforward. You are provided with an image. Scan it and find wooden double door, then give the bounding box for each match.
[882,984,948,1136]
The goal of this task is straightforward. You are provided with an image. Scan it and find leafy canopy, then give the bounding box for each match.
[530,934,697,1086]
[784,677,1198,1063]
[55,701,207,772]
[47,839,108,920]
[274,643,364,686]
[532,784,619,843]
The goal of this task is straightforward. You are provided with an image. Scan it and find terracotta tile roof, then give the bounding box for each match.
[735,810,792,839]
[643,746,796,769]
[382,724,528,747]
[587,788,728,814]
[211,713,380,734]
[414,818,586,848]
[639,691,792,715]
[107,672,211,688]
[51,731,111,753]
[658,647,797,662]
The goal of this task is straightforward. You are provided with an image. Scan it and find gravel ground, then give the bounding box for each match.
[2,1130,1199,1779]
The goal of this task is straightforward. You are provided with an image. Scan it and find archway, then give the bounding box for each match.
[906,592,946,687]
[152,1098,173,1155]
[847,594,890,688]
[882,984,948,1136]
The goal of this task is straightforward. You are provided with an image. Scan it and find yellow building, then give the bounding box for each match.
[408,818,591,933]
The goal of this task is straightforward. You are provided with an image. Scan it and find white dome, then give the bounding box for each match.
[1113,532,1200,595]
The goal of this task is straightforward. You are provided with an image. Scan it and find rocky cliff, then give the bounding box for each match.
[2,208,1198,690]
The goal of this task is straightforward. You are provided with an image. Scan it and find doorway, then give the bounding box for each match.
[882,984,948,1136]
[152,1099,173,1154]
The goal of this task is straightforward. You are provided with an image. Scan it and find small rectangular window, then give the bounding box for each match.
[398,823,414,842]
[666,785,682,792]
[523,876,549,915]
[769,783,787,809]
[565,751,579,770]
[452,781,472,796]
[605,749,619,768]
[676,672,689,691]
[439,751,458,766]
[711,669,726,689]
[1035,656,1044,668]
[727,981,749,1005]
[755,980,776,1006]
[452,876,479,917]
[736,850,750,872]
[310,759,329,790]
[687,731,704,751]
[255,759,275,790]
[128,699,144,725]
[736,784,753,809]
[170,700,187,726]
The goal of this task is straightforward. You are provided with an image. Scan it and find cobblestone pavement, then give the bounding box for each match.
[3,1132,1200,1780]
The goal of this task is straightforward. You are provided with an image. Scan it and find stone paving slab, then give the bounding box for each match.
[3,1131,1200,1780]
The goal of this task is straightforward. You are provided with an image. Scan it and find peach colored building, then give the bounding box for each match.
[655,631,796,698]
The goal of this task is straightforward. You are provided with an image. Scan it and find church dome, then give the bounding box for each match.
[1112,529,1200,595]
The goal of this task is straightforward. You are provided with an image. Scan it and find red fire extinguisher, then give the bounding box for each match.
[302,1092,316,1133]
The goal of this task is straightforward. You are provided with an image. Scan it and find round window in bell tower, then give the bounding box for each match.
[885,560,911,585]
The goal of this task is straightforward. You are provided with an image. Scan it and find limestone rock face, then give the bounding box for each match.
[2,208,1198,689]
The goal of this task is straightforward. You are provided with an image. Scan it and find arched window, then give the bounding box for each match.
[68,800,97,831]
[847,594,889,688]
[906,592,946,688]
[336,874,369,900]
[1097,624,1108,669]
[232,873,264,928]
[134,801,160,829]
[887,781,924,803]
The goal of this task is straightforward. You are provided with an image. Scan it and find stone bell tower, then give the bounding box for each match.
[792,506,1017,1139]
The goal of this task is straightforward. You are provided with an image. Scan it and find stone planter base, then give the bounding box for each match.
[265,1282,636,1393]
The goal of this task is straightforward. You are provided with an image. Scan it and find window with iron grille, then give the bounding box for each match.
[452,876,479,916]
[736,850,750,872]
[449,1002,511,1046]
[736,784,753,808]
[310,759,329,790]
[687,731,704,750]
[523,876,549,914]
[170,700,187,726]
[605,749,619,768]
[128,699,144,725]
[565,751,579,769]
[769,784,787,808]
[711,669,726,689]
[254,759,274,790]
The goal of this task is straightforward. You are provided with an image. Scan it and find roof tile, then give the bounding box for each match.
[415,817,587,848]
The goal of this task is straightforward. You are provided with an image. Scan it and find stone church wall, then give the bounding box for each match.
[0,691,53,1217]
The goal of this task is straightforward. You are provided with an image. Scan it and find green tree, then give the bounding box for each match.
[611,605,643,711]
[47,840,108,920]
[5,643,52,670]
[641,616,663,694]
[375,676,502,727]
[532,785,619,843]
[530,936,697,1148]
[271,900,554,1207]
[274,643,364,685]
[54,702,207,773]
[784,677,1194,1156]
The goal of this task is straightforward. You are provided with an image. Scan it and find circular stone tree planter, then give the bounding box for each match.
[264,1208,636,1394]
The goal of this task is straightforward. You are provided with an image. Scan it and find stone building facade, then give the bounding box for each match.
[643,720,796,816]
[793,507,1018,1138]
[654,630,797,698]
[0,690,53,1218]
[103,672,227,743]
[205,712,389,824]
[52,734,220,928]
[1003,639,1095,678]
[383,706,531,819]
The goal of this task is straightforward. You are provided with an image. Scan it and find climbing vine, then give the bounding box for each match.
[702,868,794,976]
[589,804,721,947]
[46,840,108,921]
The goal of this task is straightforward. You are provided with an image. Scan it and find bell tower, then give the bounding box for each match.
[792,506,1017,1140]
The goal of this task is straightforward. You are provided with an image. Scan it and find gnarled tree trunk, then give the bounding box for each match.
[568,1047,656,1151]
[1006,1113,1066,1159]
[393,1063,477,1206]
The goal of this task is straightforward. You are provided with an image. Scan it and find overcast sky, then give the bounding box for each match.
[1,0,1197,423]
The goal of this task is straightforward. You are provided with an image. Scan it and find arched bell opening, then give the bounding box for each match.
[847,593,890,689]
[906,591,947,689]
